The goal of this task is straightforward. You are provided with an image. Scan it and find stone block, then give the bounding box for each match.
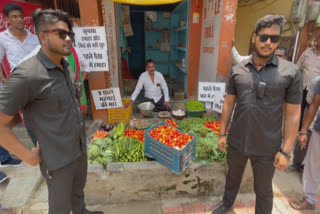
[84,161,247,204]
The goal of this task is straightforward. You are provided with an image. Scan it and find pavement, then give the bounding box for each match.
[0,123,319,214]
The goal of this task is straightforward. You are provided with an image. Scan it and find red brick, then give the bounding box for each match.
[192,202,205,213]
[203,202,215,211]
[162,205,183,213]
[182,203,194,214]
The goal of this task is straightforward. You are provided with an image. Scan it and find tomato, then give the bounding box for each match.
[203,121,227,136]
[124,128,145,142]
[148,124,193,149]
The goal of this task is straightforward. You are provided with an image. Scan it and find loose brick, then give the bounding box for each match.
[162,205,183,213]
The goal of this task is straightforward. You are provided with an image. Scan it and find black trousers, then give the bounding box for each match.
[222,146,276,214]
[292,129,312,172]
[300,88,309,129]
[40,154,88,214]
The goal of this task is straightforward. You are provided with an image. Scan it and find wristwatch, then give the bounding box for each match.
[279,148,291,159]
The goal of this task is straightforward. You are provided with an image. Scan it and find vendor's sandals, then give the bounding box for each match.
[290,198,316,210]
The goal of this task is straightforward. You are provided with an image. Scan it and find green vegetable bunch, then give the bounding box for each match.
[113,136,147,162]
[185,100,205,111]
[88,137,114,166]
[178,116,226,163]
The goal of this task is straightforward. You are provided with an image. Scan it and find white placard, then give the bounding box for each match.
[91,88,122,110]
[74,27,107,50]
[81,50,109,72]
[198,82,226,102]
[73,27,109,71]
[212,92,226,113]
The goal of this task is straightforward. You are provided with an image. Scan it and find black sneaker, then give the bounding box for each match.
[0,171,8,183]
[212,202,232,214]
[0,157,22,167]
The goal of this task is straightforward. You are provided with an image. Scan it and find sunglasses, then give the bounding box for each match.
[258,34,280,43]
[42,28,75,40]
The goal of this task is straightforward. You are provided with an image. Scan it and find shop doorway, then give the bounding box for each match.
[116,0,190,100]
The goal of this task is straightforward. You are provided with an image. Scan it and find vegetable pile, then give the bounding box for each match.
[88,122,147,167]
[185,100,205,111]
[133,119,150,129]
[91,130,108,139]
[124,128,145,142]
[149,124,194,150]
[99,123,117,132]
[203,121,228,136]
[178,117,227,163]
[164,119,179,128]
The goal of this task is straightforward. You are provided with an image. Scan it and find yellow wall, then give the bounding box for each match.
[234,0,294,55]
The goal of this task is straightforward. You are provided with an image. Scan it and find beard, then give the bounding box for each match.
[48,40,72,56]
[254,42,274,59]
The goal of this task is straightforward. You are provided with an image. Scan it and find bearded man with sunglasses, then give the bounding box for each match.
[0,9,103,214]
[212,15,302,214]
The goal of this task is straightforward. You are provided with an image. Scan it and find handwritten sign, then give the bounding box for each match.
[91,88,122,110]
[212,92,226,113]
[198,82,225,102]
[73,27,109,71]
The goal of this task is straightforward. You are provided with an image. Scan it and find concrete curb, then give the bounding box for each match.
[84,160,253,204]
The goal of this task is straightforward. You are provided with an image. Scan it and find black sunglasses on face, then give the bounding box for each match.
[258,34,280,43]
[42,28,75,40]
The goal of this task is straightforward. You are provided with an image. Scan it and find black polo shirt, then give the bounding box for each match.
[0,49,86,171]
[227,55,302,156]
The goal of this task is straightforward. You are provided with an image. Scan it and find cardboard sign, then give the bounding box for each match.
[73,27,109,71]
[198,82,225,102]
[91,88,122,110]
[212,92,226,113]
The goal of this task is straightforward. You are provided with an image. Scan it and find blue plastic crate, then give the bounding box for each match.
[144,122,196,175]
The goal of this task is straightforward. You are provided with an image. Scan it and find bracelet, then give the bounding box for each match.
[298,131,308,135]
[219,133,226,137]
[279,148,291,159]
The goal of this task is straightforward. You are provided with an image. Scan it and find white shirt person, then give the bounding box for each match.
[129,59,171,112]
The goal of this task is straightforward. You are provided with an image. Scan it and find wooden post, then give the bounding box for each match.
[78,0,110,121]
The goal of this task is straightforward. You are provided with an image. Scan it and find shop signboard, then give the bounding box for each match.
[0,0,41,33]
[91,88,122,110]
[198,0,223,82]
[73,26,109,72]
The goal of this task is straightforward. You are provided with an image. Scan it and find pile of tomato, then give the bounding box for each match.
[124,128,145,142]
[164,119,179,128]
[149,125,194,149]
[203,121,227,136]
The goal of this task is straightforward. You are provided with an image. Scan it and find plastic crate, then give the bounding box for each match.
[145,122,196,174]
[184,101,206,117]
[107,98,133,125]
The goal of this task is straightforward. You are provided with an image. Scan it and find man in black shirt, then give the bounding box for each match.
[0,9,103,214]
[212,15,302,214]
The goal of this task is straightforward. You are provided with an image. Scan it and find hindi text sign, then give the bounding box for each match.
[91,88,122,110]
[73,27,109,71]
[198,82,225,102]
